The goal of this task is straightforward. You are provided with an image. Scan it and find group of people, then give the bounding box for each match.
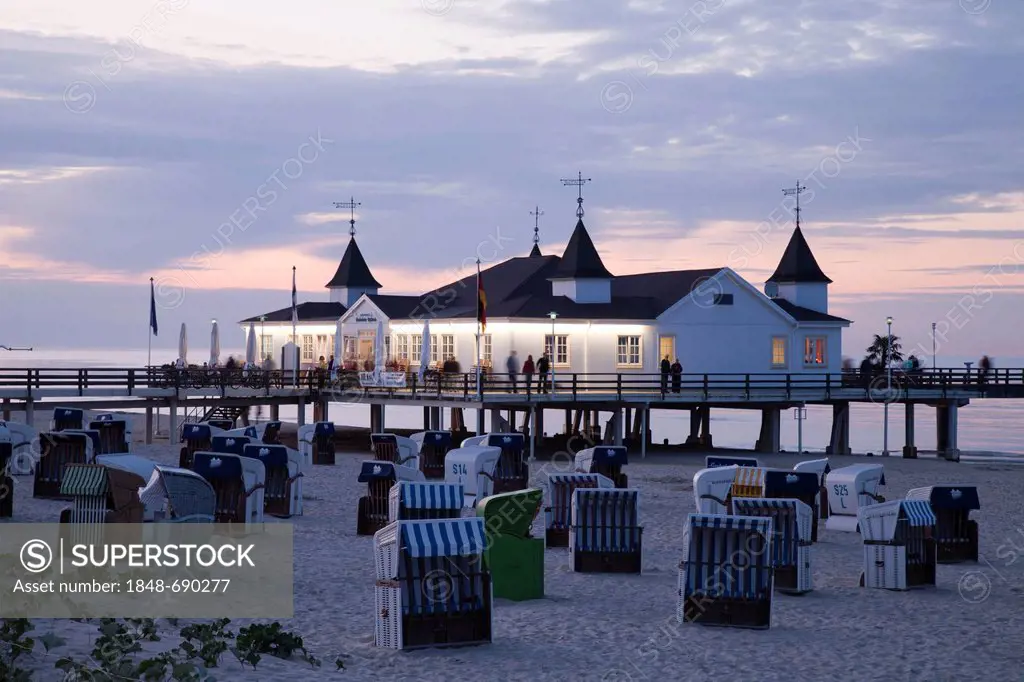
[660,356,685,392]
[504,350,552,393]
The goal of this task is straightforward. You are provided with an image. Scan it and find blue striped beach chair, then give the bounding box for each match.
[905,485,979,563]
[570,488,642,573]
[575,446,629,488]
[544,473,614,547]
[373,518,492,650]
[677,513,775,629]
[858,500,936,590]
[761,470,822,542]
[485,433,528,494]
[732,498,813,594]
[34,431,96,500]
[389,481,464,521]
[410,431,452,479]
[358,461,426,535]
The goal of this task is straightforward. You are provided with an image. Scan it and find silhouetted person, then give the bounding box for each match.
[522,355,535,394]
[661,356,671,392]
[671,358,682,393]
[979,355,992,384]
[506,350,520,393]
[537,354,550,393]
[859,356,873,388]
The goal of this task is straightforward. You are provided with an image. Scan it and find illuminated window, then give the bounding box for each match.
[482,334,492,365]
[302,335,314,361]
[395,335,409,360]
[544,334,569,365]
[804,337,827,366]
[659,335,675,362]
[771,337,787,368]
[411,334,422,363]
[616,335,642,367]
[259,335,273,359]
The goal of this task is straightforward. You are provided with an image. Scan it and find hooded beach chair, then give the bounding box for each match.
[33,431,96,500]
[259,421,282,445]
[575,446,629,488]
[705,455,760,468]
[732,498,813,594]
[389,481,464,522]
[544,473,615,547]
[139,465,215,522]
[484,433,528,494]
[373,518,492,650]
[410,430,453,479]
[371,433,421,469]
[793,457,831,521]
[51,407,84,431]
[0,419,39,476]
[88,415,132,455]
[906,485,979,563]
[96,454,158,489]
[677,513,775,629]
[445,445,501,508]
[693,465,739,515]
[58,464,145,547]
[211,435,251,457]
[179,423,224,469]
[192,452,265,529]
[477,488,544,601]
[825,464,886,532]
[207,418,235,431]
[242,444,303,518]
[358,461,426,535]
[299,421,336,466]
[754,470,823,543]
[570,488,643,573]
[0,424,13,517]
[858,500,936,590]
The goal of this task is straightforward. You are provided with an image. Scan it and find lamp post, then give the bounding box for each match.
[883,315,893,456]
[931,321,937,369]
[260,315,267,364]
[549,312,558,394]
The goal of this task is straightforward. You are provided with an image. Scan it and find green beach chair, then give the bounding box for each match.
[476,488,544,601]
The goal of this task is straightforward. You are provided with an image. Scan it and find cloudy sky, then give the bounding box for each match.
[1,0,1022,361]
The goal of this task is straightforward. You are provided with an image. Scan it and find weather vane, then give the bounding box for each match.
[530,205,544,245]
[782,181,807,230]
[333,197,361,236]
[560,171,592,218]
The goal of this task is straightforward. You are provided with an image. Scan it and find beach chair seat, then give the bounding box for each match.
[575,446,629,488]
[858,500,936,590]
[371,433,421,469]
[374,518,492,650]
[446,445,501,509]
[389,481,463,522]
[544,473,615,547]
[179,423,223,469]
[139,465,216,522]
[736,469,822,543]
[242,444,303,518]
[693,465,739,515]
[0,424,13,517]
[192,452,265,529]
[477,488,544,601]
[51,407,84,432]
[705,455,760,469]
[732,498,813,594]
[58,464,145,547]
[570,488,642,573]
[359,461,426,535]
[34,431,95,499]
[825,464,886,532]
[299,421,335,466]
[89,416,131,455]
[793,458,831,521]
[410,431,453,479]
[484,433,527,494]
[678,514,775,629]
[906,486,979,563]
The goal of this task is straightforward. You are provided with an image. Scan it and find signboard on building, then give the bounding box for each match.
[354,313,377,323]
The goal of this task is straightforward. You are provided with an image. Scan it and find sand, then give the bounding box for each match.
[3,410,1022,681]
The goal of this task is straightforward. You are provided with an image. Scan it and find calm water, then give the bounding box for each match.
[4,348,1023,457]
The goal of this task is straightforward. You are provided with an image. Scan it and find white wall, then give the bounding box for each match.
[775,282,828,314]
[550,278,612,303]
[329,285,378,306]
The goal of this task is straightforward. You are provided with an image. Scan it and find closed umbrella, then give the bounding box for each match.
[178,323,188,366]
[374,319,385,373]
[334,319,343,371]
[245,322,257,366]
[418,319,430,382]
[209,320,220,367]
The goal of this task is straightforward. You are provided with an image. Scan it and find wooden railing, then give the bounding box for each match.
[0,367,317,395]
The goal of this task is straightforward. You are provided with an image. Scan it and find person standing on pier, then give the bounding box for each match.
[537,353,550,393]
[523,354,535,395]
[671,358,682,393]
[506,350,519,393]
[661,355,671,392]
[979,355,992,384]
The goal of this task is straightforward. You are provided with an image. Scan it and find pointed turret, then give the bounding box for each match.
[529,243,542,257]
[550,219,613,303]
[326,237,381,306]
[767,227,831,314]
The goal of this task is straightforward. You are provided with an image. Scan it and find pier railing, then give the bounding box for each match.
[0,367,319,396]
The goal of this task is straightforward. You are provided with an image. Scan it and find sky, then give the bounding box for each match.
[1,0,1022,363]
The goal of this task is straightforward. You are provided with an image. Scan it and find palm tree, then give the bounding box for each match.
[867,334,904,367]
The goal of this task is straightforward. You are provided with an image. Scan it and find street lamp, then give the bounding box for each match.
[931,321,937,369]
[883,315,893,456]
[260,315,267,363]
[549,312,558,394]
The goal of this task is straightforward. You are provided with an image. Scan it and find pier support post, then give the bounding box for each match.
[3,398,10,421]
[565,409,572,436]
[827,402,851,455]
[529,404,536,462]
[169,399,178,441]
[640,407,647,458]
[297,398,306,428]
[936,403,960,461]
[477,409,485,435]
[613,408,624,446]
[24,398,34,427]
[489,409,502,433]
[755,408,781,453]
[430,407,441,430]
[902,403,918,458]
[699,407,712,448]
[423,407,431,430]
[686,408,701,446]
[320,399,330,423]
[270,404,280,421]
[145,407,154,445]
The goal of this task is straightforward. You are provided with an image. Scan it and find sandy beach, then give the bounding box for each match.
[4,410,1022,681]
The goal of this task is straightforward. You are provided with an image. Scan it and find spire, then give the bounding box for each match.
[554,219,613,279]
[767,226,832,284]
[326,238,382,289]
[530,205,544,257]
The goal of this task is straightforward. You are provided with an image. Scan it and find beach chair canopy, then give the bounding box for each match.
[207,419,234,431]
[763,470,820,498]
[400,518,487,558]
[314,421,335,437]
[395,481,463,510]
[54,407,84,421]
[477,488,542,537]
[906,485,980,511]
[836,463,886,486]
[460,435,487,449]
[706,455,760,468]
[485,433,525,451]
[95,454,157,482]
[60,463,109,497]
[182,423,213,442]
[193,453,244,481]
[591,446,628,466]
[359,460,399,482]
[687,513,772,536]
[415,431,452,448]
[858,500,936,541]
[141,466,215,517]
[242,444,290,469]
[211,436,250,456]
[732,497,813,543]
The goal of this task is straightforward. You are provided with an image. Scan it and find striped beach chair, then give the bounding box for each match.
[358,461,426,535]
[389,481,464,521]
[905,485,979,563]
[485,433,528,494]
[34,431,96,500]
[858,500,936,590]
[139,465,216,522]
[760,470,822,542]
[570,488,642,573]
[544,473,615,547]
[410,431,452,479]
[179,423,223,469]
[299,421,336,466]
[730,467,766,500]
[825,464,886,532]
[88,415,132,455]
[51,407,84,432]
[477,489,544,601]
[0,424,12,517]
[575,446,629,488]
[373,518,493,650]
[371,433,421,469]
[58,464,145,547]
[693,465,738,515]
[793,457,831,521]
[192,452,265,529]
[677,514,775,629]
[242,444,303,518]
[732,498,813,594]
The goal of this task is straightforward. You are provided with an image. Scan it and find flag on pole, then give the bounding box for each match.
[477,265,487,331]
[149,278,158,336]
[291,266,298,326]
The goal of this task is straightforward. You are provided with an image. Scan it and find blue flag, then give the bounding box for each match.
[149,278,158,336]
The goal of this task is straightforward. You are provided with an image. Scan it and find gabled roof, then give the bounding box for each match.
[551,219,613,280]
[239,301,345,324]
[767,227,832,284]
[771,299,850,324]
[325,237,382,289]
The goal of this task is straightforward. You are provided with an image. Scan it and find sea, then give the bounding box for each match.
[4,348,1023,459]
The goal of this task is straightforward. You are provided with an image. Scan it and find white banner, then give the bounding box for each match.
[358,371,407,388]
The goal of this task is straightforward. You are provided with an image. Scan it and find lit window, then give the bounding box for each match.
[302,335,314,361]
[411,334,422,363]
[771,337,787,368]
[544,334,570,365]
[659,335,675,363]
[482,334,492,366]
[616,335,642,367]
[804,337,827,366]
[395,335,409,360]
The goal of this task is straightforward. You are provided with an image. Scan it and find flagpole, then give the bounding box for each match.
[148,277,154,368]
[475,259,482,399]
[292,266,298,388]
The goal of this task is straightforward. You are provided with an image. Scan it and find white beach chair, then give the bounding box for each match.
[445,445,501,508]
[544,473,614,547]
[858,500,936,590]
[575,446,629,487]
[139,465,216,523]
[0,420,38,476]
[693,465,738,515]
[388,481,464,522]
[793,457,831,521]
[192,452,265,530]
[570,488,642,573]
[373,518,492,650]
[371,433,421,470]
[905,485,980,563]
[96,454,158,483]
[732,498,813,594]
[825,464,886,532]
[459,435,488,449]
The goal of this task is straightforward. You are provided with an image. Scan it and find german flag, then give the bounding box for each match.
[477,271,487,331]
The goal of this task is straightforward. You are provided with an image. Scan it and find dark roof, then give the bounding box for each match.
[529,243,542,257]
[552,219,613,280]
[767,227,832,284]
[239,301,345,324]
[771,299,849,323]
[367,294,432,319]
[325,237,382,289]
